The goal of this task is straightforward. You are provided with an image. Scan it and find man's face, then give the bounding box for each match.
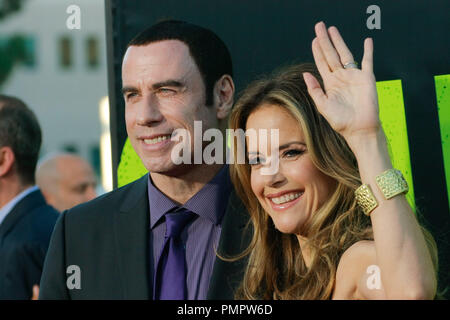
[54,157,97,212]
[122,40,219,175]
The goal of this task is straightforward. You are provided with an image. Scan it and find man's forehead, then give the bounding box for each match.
[122,40,194,73]
[57,156,92,174]
[122,43,199,91]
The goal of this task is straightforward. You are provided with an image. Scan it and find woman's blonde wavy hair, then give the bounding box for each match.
[228,63,438,300]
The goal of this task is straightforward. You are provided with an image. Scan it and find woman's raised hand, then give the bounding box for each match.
[303,22,380,147]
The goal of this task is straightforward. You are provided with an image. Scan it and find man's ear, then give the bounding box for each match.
[213,75,235,120]
[0,146,15,178]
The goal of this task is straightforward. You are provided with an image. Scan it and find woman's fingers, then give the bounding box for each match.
[312,37,331,81]
[362,37,374,74]
[303,72,327,111]
[327,26,355,67]
[312,22,375,87]
[315,21,342,71]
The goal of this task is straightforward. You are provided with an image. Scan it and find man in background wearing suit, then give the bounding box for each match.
[39,20,249,299]
[0,95,59,299]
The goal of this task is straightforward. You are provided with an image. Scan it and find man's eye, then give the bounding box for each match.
[125,93,138,101]
[158,88,176,96]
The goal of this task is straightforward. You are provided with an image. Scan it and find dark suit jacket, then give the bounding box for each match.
[39,174,250,299]
[0,189,59,299]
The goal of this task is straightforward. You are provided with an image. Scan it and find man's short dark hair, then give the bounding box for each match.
[0,95,42,185]
[128,20,233,106]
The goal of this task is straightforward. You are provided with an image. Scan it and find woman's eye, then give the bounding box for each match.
[283,149,304,158]
[249,156,265,166]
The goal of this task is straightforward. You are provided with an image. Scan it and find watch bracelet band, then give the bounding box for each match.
[355,168,409,215]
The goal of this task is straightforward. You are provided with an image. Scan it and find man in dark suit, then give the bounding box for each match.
[0,95,59,299]
[39,20,250,299]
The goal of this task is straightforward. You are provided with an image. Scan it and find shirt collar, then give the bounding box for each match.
[0,185,39,226]
[148,165,232,229]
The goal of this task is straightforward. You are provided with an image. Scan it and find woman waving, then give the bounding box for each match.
[229,22,438,299]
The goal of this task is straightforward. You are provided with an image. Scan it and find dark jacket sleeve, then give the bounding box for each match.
[39,211,70,299]
[3,243,43,299]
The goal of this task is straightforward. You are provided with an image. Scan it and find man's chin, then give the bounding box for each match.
[144,162,192,177]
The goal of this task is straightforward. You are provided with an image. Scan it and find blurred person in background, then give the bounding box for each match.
[36,153,97,212]
[0,94,58,299]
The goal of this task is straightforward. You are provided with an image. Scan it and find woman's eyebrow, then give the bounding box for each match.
[279,141,306,150]
[246,142,306,155]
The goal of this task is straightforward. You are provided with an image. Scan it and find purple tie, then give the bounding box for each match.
[153,209,196,300]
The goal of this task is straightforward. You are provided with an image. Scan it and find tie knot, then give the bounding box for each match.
[164,209,196,238]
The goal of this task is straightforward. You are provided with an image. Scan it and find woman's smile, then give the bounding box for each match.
[265,189,304,211]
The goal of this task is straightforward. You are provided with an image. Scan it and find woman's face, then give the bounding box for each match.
[246,104,336,235]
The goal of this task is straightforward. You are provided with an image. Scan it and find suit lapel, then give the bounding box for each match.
[207,190,251,299]
[0,190,44,242]
[112,174,251,300]
[113,174,151,299]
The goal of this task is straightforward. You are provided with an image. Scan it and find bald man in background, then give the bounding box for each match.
[36,153,97,212]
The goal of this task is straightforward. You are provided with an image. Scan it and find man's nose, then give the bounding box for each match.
[136,94,164,126]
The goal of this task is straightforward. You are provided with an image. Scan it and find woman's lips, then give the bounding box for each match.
[266,190,304,211]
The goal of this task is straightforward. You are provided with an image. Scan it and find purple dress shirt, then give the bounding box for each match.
[148,165,232,300]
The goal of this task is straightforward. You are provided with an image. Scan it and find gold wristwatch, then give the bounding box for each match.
[355,169,409,216]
